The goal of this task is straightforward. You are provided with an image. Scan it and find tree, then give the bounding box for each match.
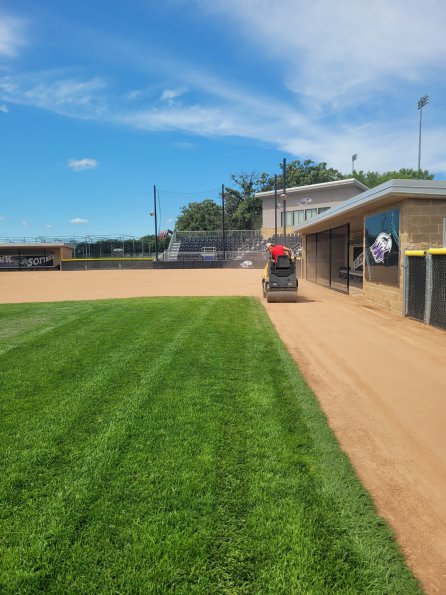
[224,172,263,230]
[175,199,222,231]
[353,168,434,188]
[259,159,346,192]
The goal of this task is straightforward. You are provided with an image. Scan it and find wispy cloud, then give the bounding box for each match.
[0,104,8,113]
[70,217,88,224]
[126,89,143,101]
[0,72,108,117]
[160,88,186,106]
[1,2,445,177]
[21,220,30,227]
[0,216,5,221]
[0,13,26,58]
[68,158,98,171]
[194,0,446,108]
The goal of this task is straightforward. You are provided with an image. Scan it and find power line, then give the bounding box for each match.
[157,188,220,195]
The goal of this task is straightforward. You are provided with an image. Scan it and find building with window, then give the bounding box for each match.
[256,178,368,239]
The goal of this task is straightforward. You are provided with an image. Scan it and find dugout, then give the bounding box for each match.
[0,243,74,271]
[295,179,446,313]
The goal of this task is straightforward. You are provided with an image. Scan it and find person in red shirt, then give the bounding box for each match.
[266,242,292,262]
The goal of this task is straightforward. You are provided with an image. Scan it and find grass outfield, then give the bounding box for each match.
[0,297,420,593]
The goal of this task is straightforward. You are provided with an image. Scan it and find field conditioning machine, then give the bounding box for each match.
[262,254,298,303]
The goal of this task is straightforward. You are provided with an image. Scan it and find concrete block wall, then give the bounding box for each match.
[400,198,446,250]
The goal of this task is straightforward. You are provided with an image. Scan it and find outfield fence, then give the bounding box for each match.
[405,249,446,331]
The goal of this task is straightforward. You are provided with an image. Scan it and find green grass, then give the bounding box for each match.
[0,297,421,594]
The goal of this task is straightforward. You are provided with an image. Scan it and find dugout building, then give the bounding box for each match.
[293,179,446,327]
[0,243,74,271]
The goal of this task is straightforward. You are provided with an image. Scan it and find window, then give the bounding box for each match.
[294,210,305,225]
[318,207,330,214]
[305,208,318,220]
[280,211,293,226]
[443,218,446,246]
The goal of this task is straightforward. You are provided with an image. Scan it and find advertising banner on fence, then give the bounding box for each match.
[365,209,400,286]
[0,254,55,268]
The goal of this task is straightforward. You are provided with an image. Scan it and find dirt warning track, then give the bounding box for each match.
[1,269,446,593]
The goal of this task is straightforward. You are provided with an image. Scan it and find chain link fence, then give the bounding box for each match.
[430,253,446,330]
[405,250,446,330]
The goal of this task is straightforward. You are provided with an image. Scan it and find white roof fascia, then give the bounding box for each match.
[0,243,72,248]
[255,177,368,198]
[294,179,446,233]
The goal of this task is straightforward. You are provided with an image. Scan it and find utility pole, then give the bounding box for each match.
[274,174,278,244]
[281,158,287,241]
[418,95,429,171]
[152,185,158,261]
[221,184,226,260]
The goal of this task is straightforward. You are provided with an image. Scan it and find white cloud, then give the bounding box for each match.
[0,104,8,113]
[0,14,26,57]
[126,90,142,101]
[0,73,108,117]
[0,4,444,177]
[0,216,5,221]
[68,158,98,171]
[70,217,88,224]
[194,0,446,108]
[45,224,52,228]
[160,88,186,106]
[21,220,30,227]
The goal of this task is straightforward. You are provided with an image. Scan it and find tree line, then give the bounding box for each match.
[175,160,433,231]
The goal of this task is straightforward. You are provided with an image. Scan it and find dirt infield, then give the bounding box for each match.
[2,269,446,593]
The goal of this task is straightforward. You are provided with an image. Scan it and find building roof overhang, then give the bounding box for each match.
[0,243,73,249]
[294,179,446,235]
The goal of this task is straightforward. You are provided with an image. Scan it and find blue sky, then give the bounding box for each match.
[1,0,446,238]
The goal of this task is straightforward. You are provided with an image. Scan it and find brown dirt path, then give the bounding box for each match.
[1,270,446,593]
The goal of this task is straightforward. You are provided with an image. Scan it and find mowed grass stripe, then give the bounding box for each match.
[0,297,420,593]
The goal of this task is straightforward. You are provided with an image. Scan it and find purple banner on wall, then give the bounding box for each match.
[0,254,55,268]
[365,209,400,286]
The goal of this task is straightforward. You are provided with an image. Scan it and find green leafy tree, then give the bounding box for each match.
[175,199,222,231]
[353,168,434,188]
[224,173,263,230]
[259,159,346,192]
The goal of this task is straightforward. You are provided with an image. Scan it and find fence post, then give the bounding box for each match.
[403,254,409,316]
[424,252,433,325]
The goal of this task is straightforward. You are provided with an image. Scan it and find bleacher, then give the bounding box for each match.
[169,230,264,260]
[265,233,302,254]
[165,230,302,261]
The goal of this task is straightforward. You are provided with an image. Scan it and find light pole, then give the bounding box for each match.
[417,95,429,171]
[221,184,226,260]
[274,174,278,243]
[281,157,287,241]
[150,184,158,261]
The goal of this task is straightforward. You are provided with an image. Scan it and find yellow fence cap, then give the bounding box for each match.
[405,250,426,256]
[427,248,446,255]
